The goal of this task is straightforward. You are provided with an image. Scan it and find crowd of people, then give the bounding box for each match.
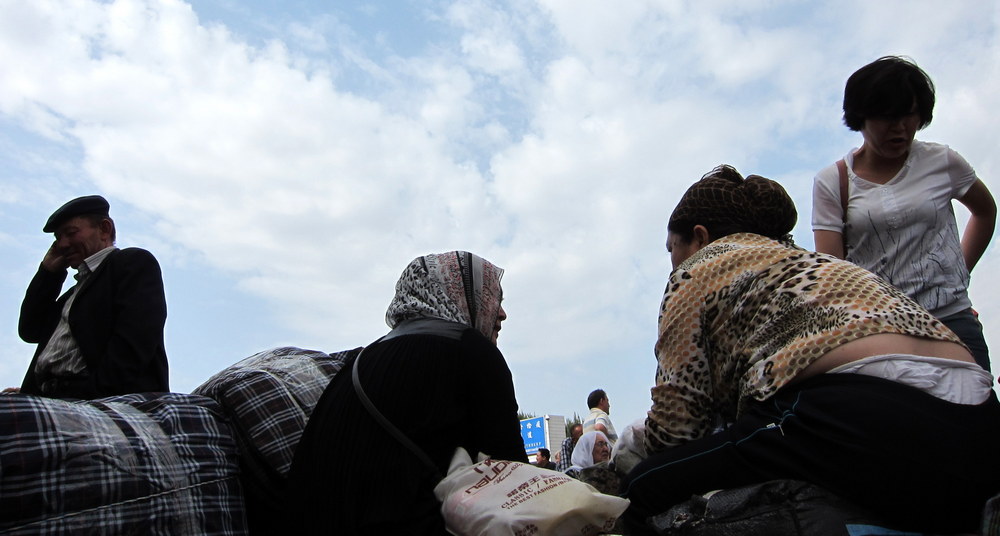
[5,55,999,534]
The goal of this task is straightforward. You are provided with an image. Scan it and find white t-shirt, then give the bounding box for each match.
[812,140,976,317]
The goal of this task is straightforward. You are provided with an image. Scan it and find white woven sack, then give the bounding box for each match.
[433,448,629,536]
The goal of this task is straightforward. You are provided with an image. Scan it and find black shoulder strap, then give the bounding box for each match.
[351,346,443,481]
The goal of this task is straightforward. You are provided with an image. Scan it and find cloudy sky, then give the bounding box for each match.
[1,0,998,435]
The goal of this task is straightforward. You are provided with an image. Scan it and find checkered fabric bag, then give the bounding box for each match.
[192,346,357,486]
[192,346,358,533]
[0,392,246,535]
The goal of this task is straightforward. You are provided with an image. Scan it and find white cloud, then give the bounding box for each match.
[446,1,526,76]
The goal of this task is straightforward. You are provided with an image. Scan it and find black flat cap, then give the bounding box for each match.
[43,195,111,233]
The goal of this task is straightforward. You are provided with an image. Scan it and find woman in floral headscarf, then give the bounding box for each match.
[287,251,528,535]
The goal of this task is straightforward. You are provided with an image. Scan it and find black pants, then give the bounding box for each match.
[939,308,991,372]
[620,374,1000,534]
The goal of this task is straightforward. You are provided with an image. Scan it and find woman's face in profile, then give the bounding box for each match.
[592,436,611,463]
[491,304,507,345]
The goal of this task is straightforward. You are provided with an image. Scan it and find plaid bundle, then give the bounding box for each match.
[0,392,246,535]
[192,346,357,486]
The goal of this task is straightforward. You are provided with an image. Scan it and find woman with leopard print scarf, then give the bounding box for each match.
[620,165,1000,534]
[287,251,528,535]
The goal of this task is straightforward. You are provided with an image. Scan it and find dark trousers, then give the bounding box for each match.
[620,374,1000,535]
[939,308,991,372]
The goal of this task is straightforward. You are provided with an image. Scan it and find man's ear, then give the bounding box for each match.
[98,219,114,240]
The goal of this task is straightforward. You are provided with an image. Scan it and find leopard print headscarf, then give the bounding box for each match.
[385,251,504,341]
[669,165,797,243]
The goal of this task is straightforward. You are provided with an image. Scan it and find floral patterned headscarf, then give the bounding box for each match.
[385,251,504,341]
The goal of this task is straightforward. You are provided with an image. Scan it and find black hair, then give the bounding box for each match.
[587,389,607,409]
[667,165,796,244]
[667,165,744,241]
[667,218,744,244]
[842,55,935,131]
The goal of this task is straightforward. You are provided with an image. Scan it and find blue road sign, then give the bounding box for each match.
[520,416,546,453]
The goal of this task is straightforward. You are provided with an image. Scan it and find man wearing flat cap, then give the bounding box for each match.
[13,195,169,399]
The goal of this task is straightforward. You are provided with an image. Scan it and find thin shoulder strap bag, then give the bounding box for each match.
[351,346,444,482]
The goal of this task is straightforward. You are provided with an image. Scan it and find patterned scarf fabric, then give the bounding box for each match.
[385,251,504,341]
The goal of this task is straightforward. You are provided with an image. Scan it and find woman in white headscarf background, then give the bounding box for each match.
[565,430,618,495]
[287,251,528,535]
